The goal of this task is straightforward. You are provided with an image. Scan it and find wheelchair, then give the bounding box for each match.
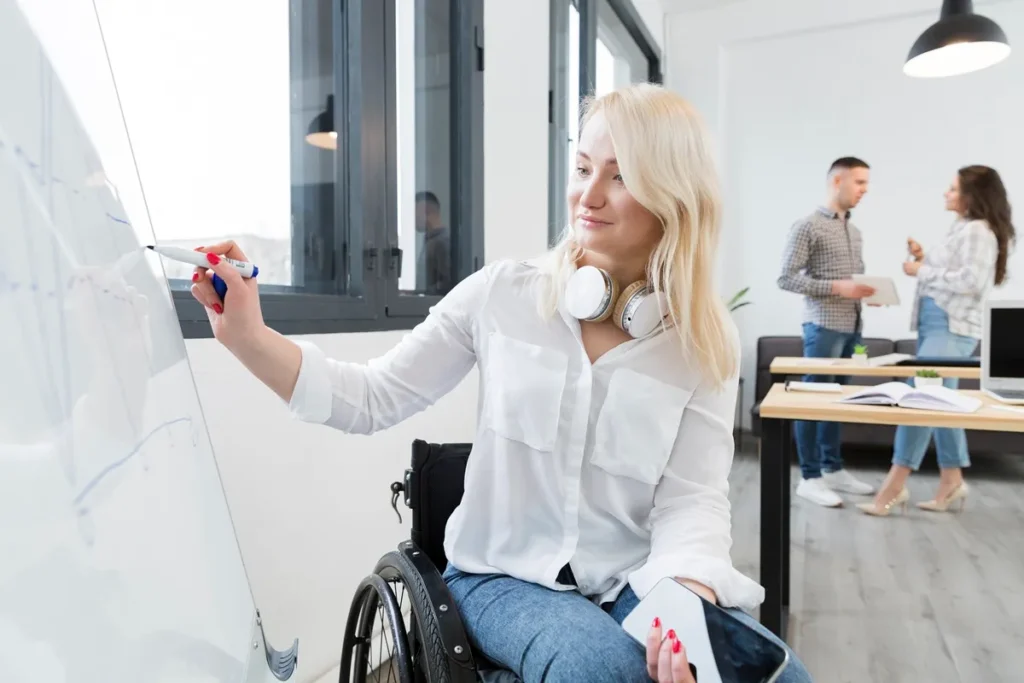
[339,440,519,683]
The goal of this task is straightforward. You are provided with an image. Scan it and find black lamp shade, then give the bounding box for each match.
[905,0,1010,77]
[305,94,337,149]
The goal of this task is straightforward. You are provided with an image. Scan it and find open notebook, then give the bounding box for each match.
[839,382,982,413]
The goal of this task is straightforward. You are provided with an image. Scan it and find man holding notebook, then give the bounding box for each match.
[777,157,877,507]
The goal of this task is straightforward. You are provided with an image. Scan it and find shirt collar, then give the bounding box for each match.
[816,206,851,220]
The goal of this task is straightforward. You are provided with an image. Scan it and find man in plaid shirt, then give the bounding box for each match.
[777,157,878,507]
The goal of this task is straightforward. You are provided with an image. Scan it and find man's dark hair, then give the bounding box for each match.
[415,190,440,209]
[828,157,869,175]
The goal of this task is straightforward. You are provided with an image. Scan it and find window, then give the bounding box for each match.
[95,0,483,338]
[386,0,485,315]
[594,0,653,96]
[548,0,660,244]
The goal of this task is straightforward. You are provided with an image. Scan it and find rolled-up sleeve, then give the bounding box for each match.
[627,348,765,611]
[286,264,493,434]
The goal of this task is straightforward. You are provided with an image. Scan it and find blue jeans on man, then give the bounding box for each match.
[793,322,860,479]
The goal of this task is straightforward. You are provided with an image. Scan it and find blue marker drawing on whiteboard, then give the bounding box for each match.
[145,244,259,300]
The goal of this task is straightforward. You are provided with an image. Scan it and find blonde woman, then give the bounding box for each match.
[191,84,810,683]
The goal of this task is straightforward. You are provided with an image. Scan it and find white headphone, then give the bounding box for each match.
[564,265,668,339]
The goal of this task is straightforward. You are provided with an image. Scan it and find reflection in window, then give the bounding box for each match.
[397,0,454,296]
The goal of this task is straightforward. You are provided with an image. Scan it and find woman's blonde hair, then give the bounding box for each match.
[539,82,738,388]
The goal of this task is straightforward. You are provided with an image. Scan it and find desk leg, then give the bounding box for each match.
[759,416,788,640]
[781,418,792,613]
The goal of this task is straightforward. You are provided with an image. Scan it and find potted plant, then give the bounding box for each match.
[851,344,869,365]
[727,286,751,314]
[914,369,943,388]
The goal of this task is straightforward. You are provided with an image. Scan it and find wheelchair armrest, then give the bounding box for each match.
[376,540,479,680]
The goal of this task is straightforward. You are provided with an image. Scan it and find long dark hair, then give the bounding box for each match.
[958,165,1015,285]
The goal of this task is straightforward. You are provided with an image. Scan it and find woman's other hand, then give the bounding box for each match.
[903,260,922,277]
[907,237,924,262]
[190,240,265,351]
[646,618,698,683]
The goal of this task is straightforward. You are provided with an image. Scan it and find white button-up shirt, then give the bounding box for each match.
[287,259,764,610]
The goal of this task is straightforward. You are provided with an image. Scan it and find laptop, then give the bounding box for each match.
[982,299,1024,405]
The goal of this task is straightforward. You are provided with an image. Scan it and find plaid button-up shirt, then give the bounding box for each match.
[777,207,865,333]
[913,218,999,339]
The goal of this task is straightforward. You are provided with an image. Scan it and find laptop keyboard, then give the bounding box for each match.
[993,389,1024,400]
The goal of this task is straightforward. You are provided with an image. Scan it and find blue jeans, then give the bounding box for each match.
[443,564,812,683]
[892,297,977,470]
[793,322,862,479]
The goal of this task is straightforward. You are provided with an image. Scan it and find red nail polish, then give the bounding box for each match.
[652,617,660,628]
[206,252,220,265]
[667,629,676,640]
[672,639,681,654]
[212,303,223,314]
[192,272,199,282]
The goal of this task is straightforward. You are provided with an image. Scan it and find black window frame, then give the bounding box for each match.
[547,0,661,246]
[173,0,485,339]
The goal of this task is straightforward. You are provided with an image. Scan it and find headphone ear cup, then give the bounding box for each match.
[613,280,649,333]
[565,265,619,322]
[587,275,619,323]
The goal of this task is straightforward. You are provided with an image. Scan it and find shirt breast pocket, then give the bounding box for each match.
[591,369,693,485]
[483,332,568,452]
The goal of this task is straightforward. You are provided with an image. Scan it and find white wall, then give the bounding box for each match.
[186,2,550,682]
[663,0,1024,427]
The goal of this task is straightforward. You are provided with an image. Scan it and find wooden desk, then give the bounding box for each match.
[769,356,981,380]
[756,384,1024,641]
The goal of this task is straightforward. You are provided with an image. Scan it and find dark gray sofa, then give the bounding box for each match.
[750,335,1023,455]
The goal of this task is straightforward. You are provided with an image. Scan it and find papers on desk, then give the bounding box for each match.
[853,274,900,306]
[786,381,843,393]
[866,353,914,367]
[838,382,981,413]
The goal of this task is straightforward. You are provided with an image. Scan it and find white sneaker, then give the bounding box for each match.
[796,478,843,507]
[823,469,875,495]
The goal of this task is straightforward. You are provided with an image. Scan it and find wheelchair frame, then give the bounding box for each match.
[339,440,484,683]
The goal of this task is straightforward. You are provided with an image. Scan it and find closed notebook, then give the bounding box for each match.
[838,382,981,413]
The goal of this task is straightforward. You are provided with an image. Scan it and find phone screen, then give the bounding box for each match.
[621,578,789,683]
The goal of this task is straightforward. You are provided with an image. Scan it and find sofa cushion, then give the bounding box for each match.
[756,336,805,369]
[895,338,917,355]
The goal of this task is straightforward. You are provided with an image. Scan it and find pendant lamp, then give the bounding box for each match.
[305,95,337,150]
[904,0,1010,78]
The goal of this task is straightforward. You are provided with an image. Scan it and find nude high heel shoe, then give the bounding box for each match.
[917,482,969,512]
[856,487,910,517]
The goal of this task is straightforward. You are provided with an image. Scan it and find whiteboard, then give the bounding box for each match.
[0,1,296,681]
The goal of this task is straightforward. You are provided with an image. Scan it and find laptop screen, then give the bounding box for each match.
[990,307,1024,379]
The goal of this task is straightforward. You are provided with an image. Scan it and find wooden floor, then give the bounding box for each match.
[728,441,1024,683]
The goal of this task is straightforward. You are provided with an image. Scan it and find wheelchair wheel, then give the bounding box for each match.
[374,549,468,683]
[340,547,478,683]
[340,572,415,683]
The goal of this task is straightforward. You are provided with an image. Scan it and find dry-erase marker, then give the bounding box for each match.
[146,244,259,300]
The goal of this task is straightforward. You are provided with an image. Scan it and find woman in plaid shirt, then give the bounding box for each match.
[860,165,1016,517]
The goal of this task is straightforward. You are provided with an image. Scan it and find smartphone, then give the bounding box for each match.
[621,577,790,683]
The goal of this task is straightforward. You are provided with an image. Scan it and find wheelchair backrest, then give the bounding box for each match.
[407,439,472,572]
